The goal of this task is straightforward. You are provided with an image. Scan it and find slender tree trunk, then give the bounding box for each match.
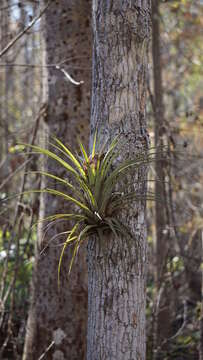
[0,0,10,161]
[20,4,29,107]
[23,1,91,359]
[152,0,171,355]
[87,1,151,359]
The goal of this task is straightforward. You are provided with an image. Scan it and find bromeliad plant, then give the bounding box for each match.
[22,133,154,282]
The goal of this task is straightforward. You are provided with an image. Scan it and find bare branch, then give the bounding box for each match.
[0,62,85,85]
[38,341,55,360]
[0,1,52,59]
[55,65,84,86]
[0,159,30,190]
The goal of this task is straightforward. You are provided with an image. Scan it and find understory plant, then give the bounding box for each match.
[20,134,156,283]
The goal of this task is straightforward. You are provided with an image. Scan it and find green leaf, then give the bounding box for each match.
[35,213,87,225]
[28,170,73,187]
[104,217,118,238]
[68,241,79,276]
[44,188,93,214]
[78,224,98,242]
[52,137,85,177]
[29,170,87,202]
[58,222,80,286]
[91,130,97,159]
[78,138,89,163]
[21,143,79,177]
[67,224,98,276]
[15,133,157,279]
[78,178,97,210]
[16,188,93,215]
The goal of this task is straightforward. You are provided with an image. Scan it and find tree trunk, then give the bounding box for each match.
[87,1,151,359]
[151,0,171,355]
[23,1,91,359]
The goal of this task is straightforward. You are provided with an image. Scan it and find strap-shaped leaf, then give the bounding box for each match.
[78,224,98,242]
[91,130,97,159]
[14,133,163,282]
[21,143,79,177]
[36,213,87,225]
[78,178,97,210]
[18,188,93,215]
[29,170,87,202]
[44,188,93,214]
[58,222,80,286]
[104,217,118,238]
[101,156,153,198]
[67,224,98,276]
[78,138,89,163]
[53,137,85,177]
[100,136,119,176]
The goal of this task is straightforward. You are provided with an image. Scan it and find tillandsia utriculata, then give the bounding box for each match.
[14,133,157,285]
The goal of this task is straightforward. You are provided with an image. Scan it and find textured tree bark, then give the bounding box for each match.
[151,0,171,355]
[23,1,91,359]
[87,1,151,359]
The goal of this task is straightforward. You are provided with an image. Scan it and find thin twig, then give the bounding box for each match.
[55,65,84,85]
[0,55,90,68]
[38,341,55,360]
[0,158,30,190]
[0,63,55,68]
[0,62,85,85]
[0,1,51,59]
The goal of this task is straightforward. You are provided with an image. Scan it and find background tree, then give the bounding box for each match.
[0,2,42,357]
[87,1,151,359]
[147,1,203,358]
[23,1,91,359]
[151,0,172,356]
